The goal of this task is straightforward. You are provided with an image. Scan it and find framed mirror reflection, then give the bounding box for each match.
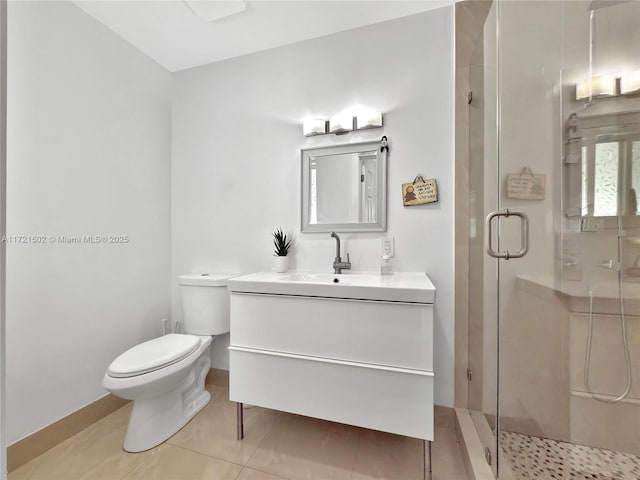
[301,140,387,232]
[572,110,640,218]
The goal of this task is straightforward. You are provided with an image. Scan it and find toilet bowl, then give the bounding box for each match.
[102,273,233,452]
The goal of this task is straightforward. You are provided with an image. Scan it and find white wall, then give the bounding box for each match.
[0,0,6,476]
[172,8,456,406]
[6,1,172,444]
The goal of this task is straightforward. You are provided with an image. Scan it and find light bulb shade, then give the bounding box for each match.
[576,75,616,100]
[329,114,353,134]
[621,70,640,95]
[303,118,327,136]
[356,111,383,130]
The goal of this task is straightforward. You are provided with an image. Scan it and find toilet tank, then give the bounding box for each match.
[179,274,235,335]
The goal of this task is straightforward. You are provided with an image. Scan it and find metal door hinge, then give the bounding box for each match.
[466,368,472,382]
[485,447,492,465]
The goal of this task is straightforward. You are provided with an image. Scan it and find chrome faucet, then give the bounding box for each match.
[330,232,351,274]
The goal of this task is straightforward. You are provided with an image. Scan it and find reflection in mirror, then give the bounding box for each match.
[301,141,387,232]
[309,151,377,224]
[574,111,640,217]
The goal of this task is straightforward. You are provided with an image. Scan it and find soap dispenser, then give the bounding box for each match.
[380,255,393,275]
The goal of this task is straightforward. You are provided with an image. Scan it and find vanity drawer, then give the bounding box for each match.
[229,347,434,441]
[230,293,433,371]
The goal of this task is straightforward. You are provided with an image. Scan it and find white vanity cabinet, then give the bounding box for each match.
[227,272,435,442]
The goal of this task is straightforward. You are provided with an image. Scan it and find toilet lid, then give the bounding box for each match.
[108,334,200,378]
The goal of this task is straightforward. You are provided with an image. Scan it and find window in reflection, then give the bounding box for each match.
[581,145,588,216]
[594,142,619,216]
[571,111,640,218]
[631,141,640,215]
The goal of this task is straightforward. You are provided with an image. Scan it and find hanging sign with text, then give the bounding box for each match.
[402,175,438,206]
[507,167,546,200]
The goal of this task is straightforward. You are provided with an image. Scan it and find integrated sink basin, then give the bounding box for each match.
[276,273,380,285]
[227,271,435,303]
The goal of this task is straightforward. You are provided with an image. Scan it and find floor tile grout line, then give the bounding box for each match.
[232,465,244,480]
[242,409,286,469]
[102,410,248,478]
[167,442,246,469]
[119,442,248,479]
[93,422,164,480]
[118,452,148,480]
[237,465,292,480]
[348,428,363,480]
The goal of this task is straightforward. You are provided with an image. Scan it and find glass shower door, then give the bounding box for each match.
[491,1,640,479]
[494,3,566,478]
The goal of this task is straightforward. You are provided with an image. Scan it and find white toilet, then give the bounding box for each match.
[102,273,233,452]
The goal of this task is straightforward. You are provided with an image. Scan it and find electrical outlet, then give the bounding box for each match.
[381,236,394,257]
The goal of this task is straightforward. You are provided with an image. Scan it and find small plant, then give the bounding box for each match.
[272,228,292,257]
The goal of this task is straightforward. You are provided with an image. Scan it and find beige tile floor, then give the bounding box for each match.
[9,385,469,480]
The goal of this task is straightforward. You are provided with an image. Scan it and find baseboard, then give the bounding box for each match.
[7,394,128,472]
[7,368,229,472]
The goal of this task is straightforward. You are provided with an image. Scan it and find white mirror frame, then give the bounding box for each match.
[301,140,387,233]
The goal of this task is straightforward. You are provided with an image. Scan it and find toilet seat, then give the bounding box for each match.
[107,334,201,378]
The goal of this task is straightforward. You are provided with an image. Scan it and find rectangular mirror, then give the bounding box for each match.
[573,110,640,218]
[301,140,387,232]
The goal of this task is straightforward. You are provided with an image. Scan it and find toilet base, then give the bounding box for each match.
[123,350,211,452]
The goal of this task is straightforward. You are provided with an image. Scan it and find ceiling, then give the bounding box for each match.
[73,1,454,72]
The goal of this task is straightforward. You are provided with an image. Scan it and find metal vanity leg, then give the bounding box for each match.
[237,402,244,440]
[423,440,432,480]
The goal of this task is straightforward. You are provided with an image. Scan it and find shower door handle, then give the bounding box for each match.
[485,209,529,259]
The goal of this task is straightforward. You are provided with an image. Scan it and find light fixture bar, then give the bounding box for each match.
[304,110,383,137]
[356,111,383,130]
[303,118,328,137]
[575,75,616,100]
[621,70,640,95]
[329,113,354,134]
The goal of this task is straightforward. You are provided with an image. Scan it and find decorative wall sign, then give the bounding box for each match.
[507,167,546,200]
[402,175,438,206]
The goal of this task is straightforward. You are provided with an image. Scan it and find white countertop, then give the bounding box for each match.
[227,271,436,304]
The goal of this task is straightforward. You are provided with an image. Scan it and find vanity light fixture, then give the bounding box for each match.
[621,70,640,95]
[303,118,328,137]
[302,110,382,137]
[329,113,354,134]
[356,111,383,130]
[575,75,617,100]
[304,110,383,137]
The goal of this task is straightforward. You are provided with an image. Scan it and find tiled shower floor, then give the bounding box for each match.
[501,431,640,480]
